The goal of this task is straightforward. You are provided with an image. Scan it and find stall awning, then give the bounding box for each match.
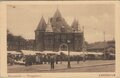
[21,50,36,55]
[7,51,22,55]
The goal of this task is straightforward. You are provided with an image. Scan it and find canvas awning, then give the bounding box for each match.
[58,51,85,56]
[58,51,103,56]
[43,51,58,55]
[7,51,22,55]
[86,52,103,55]
[21,50,36,55]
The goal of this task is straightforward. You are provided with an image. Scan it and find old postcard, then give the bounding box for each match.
[0,1,120,78]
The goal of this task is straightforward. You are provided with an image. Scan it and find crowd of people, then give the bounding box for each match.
[7,53,85,69]
[7,51,114,69]
[7,53,23,65]
[24,54,60,67]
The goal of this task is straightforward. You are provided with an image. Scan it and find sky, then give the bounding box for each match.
[7,3,115,43]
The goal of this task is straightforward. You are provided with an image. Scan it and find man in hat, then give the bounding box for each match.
[50,55,55,69]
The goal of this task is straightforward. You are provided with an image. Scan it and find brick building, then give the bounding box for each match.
[35,9,84,52]
[7,30,35,51]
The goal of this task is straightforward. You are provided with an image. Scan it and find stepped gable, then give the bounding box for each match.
[36,16,47,31]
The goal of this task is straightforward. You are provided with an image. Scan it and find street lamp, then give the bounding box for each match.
[103,31,106,60]
[67,40,71,68]
[82,26,86,62]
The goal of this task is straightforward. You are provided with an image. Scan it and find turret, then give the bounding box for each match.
[46,18,53,32]
[53,8,62,18]
[35,16,46,51]
[71,18,81,32]
[35,16,47,32]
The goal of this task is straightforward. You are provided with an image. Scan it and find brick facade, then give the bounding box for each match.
[35,9,83,52]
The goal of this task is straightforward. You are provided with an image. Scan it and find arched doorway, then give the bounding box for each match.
[59,43,68,51]
[59,43,68,64]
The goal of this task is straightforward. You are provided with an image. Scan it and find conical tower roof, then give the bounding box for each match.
[71,18,78,31]
[50,9,72,32]
[78,24,81,32]
[46,18,53,32]
[71,19,78,27]
[53,8,62,18]
[36,16,47,31]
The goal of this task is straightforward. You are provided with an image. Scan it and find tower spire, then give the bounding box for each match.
[71,18,79,32]
[54,8,62,18]
[77,19,81,32]
[46,18,53,32]
[36,16,47,31]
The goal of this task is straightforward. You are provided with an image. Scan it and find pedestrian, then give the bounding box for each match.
[55,55,58,64]
[77,56,80,64]
[40,55,44,64]
[83,55,86,62]
[50,55,55,69]
[47,55,50,64]
[25,55,29,66]
[29,55,32,66]
[35,55,39,64]
[60,55,62,64]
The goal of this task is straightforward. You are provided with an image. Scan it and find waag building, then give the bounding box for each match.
[35,9,84,52]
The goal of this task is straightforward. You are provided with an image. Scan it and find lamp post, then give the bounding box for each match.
[103,31,106,60]
[82,26,85,62]
[67,40,71,68]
